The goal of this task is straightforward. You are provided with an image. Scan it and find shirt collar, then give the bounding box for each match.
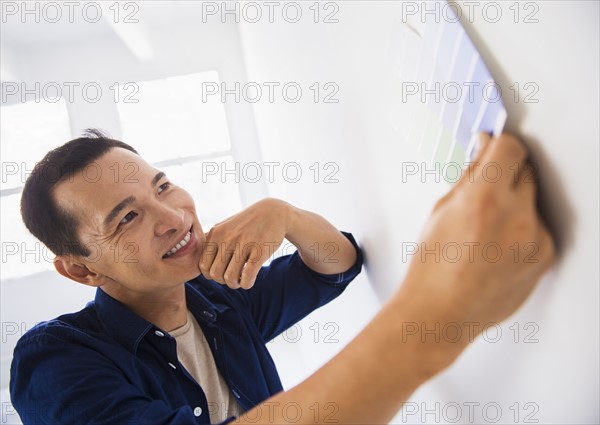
[94,279,229,354]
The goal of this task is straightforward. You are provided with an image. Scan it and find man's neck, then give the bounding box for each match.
[101,284,188,332]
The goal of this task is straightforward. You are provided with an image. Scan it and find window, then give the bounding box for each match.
[116,71,242,229]
[1,70,242,281]
[1,99,72,280]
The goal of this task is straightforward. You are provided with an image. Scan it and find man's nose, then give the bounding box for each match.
[153,203,185,236]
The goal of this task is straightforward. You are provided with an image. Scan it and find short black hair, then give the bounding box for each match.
[20,129,138,257]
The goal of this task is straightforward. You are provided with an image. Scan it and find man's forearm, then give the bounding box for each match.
[234,132,555,423]
[284,203,358,275]
[236,281,465,424]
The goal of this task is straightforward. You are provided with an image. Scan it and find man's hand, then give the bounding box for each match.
[198,198,292,289]
[198,196,359,290]
[398,132,556,352]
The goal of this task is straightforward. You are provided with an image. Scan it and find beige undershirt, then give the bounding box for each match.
[170,310,242,423]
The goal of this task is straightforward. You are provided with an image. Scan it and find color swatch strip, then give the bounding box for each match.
[389,1,507,180]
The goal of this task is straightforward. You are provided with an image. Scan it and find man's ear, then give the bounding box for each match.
[54,256,104,287]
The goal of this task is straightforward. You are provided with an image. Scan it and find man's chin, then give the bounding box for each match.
[175,267,203,284]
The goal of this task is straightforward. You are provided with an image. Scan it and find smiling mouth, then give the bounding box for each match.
[162,225,193,259]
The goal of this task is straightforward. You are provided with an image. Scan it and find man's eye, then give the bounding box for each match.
[158,182,171,194]
[119,211,137,226]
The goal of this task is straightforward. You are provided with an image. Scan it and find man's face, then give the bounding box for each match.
[54,147,206,294]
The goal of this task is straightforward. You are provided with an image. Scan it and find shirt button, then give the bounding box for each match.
[193,407,202,417]
[168,362,177,370]
[154,330,165,337]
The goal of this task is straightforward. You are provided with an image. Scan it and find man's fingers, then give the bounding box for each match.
[471,131,493,162]
[200,236,267,289]
[515,162,537,202]
[455,133,529,190]
[514,162,556,274]
[240,260,261,289]
[454,132,492,191]
[223,249,245,289]
[482,133,529,187]
[199,238,218,278]
[239,243,269,289]
[209,247,236,285]
[537,220,557,270]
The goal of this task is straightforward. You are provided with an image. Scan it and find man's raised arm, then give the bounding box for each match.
[234,132,556,424]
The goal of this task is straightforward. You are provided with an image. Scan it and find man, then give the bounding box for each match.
[10,129,554,424]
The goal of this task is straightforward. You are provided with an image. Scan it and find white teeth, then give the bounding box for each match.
[164,231,191,258]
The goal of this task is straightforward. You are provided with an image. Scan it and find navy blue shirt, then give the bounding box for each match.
[10,232,363,424]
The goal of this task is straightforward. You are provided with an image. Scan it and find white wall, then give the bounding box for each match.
[238,1,599,423]
[1,1,598,424]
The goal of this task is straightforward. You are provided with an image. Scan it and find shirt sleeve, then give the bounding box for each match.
[9,329,232,425]
[233,231,364,343]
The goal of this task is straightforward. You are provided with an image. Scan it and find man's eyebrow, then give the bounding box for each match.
[103,171,166,229]
[151,171,165,187]
[103,196,136,229]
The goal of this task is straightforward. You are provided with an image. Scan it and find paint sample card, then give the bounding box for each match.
[389,0,507,182]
